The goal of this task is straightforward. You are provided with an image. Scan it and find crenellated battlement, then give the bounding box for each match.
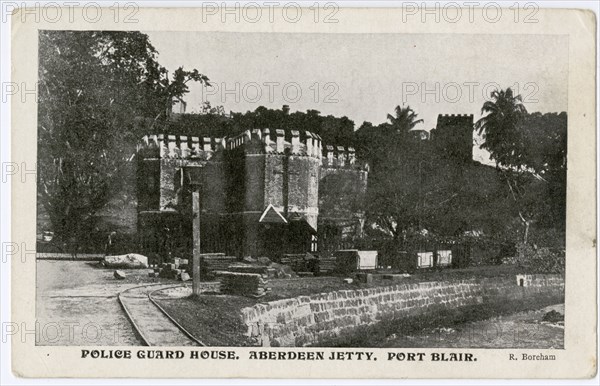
[137,126,369,259]
[220,128,323,159]
[139,129,325,160]
[138,134,225,159]
[321,145,360,169]
[137,130,370,169]
[436,113,475,126]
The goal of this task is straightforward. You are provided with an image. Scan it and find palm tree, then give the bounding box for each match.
[476,88,532,243]
[387,105,424,135]
[475,88,527,169]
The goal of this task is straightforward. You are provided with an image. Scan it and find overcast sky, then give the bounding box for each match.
[144,31,568,163]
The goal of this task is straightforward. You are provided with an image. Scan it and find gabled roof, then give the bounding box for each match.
[258,204,288,224]
[288,212,317,235]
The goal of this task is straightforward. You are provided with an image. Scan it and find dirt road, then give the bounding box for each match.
[36,260,158,346]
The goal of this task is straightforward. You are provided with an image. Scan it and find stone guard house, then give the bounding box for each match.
[136,113,475,261]
[136,128,369,260]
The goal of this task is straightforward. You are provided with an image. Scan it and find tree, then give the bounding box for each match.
[386,105,424,134]
[475,88,528,168]
[520,112,567,233]
[475,88,567,244]
[360,106,435,241]
[38,31,209,252]
[359,104,517,265]
[165,105,357,147]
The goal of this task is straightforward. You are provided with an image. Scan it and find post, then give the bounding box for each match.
[192,188,201,295]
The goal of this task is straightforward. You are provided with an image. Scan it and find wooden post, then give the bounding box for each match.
[192,188,201,295]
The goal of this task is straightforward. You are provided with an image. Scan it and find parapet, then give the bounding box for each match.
[138,134,225,159]
[321,145,359,168]
[436,113,474,127]
[139,129,325,160]
[225,128,323,159]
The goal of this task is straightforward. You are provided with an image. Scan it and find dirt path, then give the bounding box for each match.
[381,304,564,349]
[119,284,202,346]
[36,260,161,346]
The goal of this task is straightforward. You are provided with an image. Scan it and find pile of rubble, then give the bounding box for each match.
[143,255,298,287]
[149,258,191,281]
[216,271,271,298]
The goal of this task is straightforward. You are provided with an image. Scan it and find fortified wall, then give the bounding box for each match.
[136,112,475,259]
[240,274,564,347]
[136,129,368,259]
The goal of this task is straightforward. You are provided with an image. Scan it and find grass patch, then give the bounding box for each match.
[258,265,523,302]
[156,295,257,346]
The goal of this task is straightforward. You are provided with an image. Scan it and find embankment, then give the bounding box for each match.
[240,274,564,347]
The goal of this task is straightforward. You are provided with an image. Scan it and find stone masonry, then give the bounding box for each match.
[137,129,368,259]
[240,274,564,347]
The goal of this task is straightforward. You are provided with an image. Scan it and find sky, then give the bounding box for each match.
[144,31,569,163]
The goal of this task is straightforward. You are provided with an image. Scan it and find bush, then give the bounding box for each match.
[513,243,565,274]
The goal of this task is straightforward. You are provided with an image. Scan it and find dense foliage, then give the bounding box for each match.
[475,88,567,243]
[38,31,209,251]
[162,105,356,148]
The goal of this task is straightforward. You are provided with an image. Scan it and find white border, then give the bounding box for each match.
[1,1,598,385]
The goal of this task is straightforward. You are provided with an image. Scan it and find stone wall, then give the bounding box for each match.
[240,275,564,347]
[515,274,563,287]
[137,130,367,259]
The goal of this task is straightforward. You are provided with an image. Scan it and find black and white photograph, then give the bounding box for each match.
[5,3,597,381]
[35,29,568,349]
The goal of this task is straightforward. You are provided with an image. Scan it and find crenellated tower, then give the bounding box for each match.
[136,127,368,260]
[221,128,322,257]
[318,144,369,253]
[430,114,474,164]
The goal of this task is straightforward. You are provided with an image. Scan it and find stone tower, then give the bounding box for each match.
[430,114,474,164]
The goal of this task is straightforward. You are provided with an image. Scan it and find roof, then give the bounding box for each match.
[288,212,317,235]
[258,204,288,224]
